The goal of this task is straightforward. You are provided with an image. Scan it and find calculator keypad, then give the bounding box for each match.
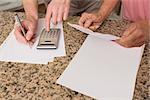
[37,28,60,49]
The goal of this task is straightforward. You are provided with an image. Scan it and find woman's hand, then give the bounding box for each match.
[116,21,150,47]
[14,16,38,44]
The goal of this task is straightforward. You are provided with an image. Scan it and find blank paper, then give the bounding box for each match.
[57,35,144,100]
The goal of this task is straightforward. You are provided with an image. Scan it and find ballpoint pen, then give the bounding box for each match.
[14,14,32,48]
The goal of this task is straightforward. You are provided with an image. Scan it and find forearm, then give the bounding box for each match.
[98,0,119,21]
[23,0,38,20]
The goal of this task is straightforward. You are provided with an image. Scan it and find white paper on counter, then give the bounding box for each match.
[0,18,66,64]
[68,23,119,41]
[57,35,144,100]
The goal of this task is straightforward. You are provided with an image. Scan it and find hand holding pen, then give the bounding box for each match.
[14,14,38,46]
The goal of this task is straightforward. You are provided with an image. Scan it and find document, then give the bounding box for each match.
[0,18,66,64]
[68,23,119,41]
[57,35,144,100]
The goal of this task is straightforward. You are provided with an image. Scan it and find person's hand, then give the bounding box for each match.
[79,12,103,31]
[14,16,38,44]
[115,21,150,48]
[45,0,70,31]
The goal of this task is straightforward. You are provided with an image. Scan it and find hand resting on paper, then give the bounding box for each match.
[79,12,103,31]
[14,16,38,44]
[79,13,150,48]
[115,21,150,48]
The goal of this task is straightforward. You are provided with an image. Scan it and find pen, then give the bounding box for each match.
[15,14,32,48]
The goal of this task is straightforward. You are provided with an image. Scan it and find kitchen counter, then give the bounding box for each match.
[0,12,149,100]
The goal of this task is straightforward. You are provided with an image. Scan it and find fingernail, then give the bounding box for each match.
[64,17,67,21]
[111,40,115,42]
[26,36,30,41]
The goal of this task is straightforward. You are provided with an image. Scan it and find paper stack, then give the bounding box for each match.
[0,18,66,64]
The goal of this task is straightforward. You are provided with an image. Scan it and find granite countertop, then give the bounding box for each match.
[0,12,149,100]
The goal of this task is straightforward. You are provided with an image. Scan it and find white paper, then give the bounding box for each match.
[57,35,144,100]
[68,23,119,41]
[0,18,66,64]
[0,30,54,64]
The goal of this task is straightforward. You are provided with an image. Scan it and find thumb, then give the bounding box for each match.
[115,38,130,47]
[115,24,137,47]
[26,30,34,41]
[115,32,133,48]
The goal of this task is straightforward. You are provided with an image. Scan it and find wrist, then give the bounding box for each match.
[96,12,105,22]
[26,14,38,21]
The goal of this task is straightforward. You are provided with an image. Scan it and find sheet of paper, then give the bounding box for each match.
[68,23,119,41]
[0,30,54,64]
[57,35,144,100]
[0,18,66,64]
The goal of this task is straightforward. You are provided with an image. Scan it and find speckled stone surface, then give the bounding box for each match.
[0,12,149,100]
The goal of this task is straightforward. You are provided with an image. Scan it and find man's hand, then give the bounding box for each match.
[79,0,118,31]
[115,21,150,48]
[79,12,103,31]
[45,0,70,31]
[14,16,38,44]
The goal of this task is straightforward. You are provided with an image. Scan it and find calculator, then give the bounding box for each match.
[37,28,60,49]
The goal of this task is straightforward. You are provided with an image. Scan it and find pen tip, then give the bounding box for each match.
[15,14,18,17]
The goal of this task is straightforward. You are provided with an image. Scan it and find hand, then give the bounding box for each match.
[79,12,103,31]
[14,16,38,44]
[115,21,150,48]
[45,0,70,31]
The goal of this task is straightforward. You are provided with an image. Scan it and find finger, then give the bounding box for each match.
[63,5,69,20]
[57,6,63,22]
[14,26,27,44]
[115,39,131,48]
[83,19,93,28]
[45,7,52,31]
[116,29,141,47]
[122,23,136,38]
[52,7,58,25]
[79,13,88,27]
[26,30,34,41]
[135,39,145,47]
[21,20,29,30]
[26,23,36,41]
[29,33,36,42]
[78,18,84,27]
[89,22,101,31]
[89,25,99,31]
[32,33,37,39]
[30,38,36,43]
[129,29,146,46]
[116,38,144,48]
